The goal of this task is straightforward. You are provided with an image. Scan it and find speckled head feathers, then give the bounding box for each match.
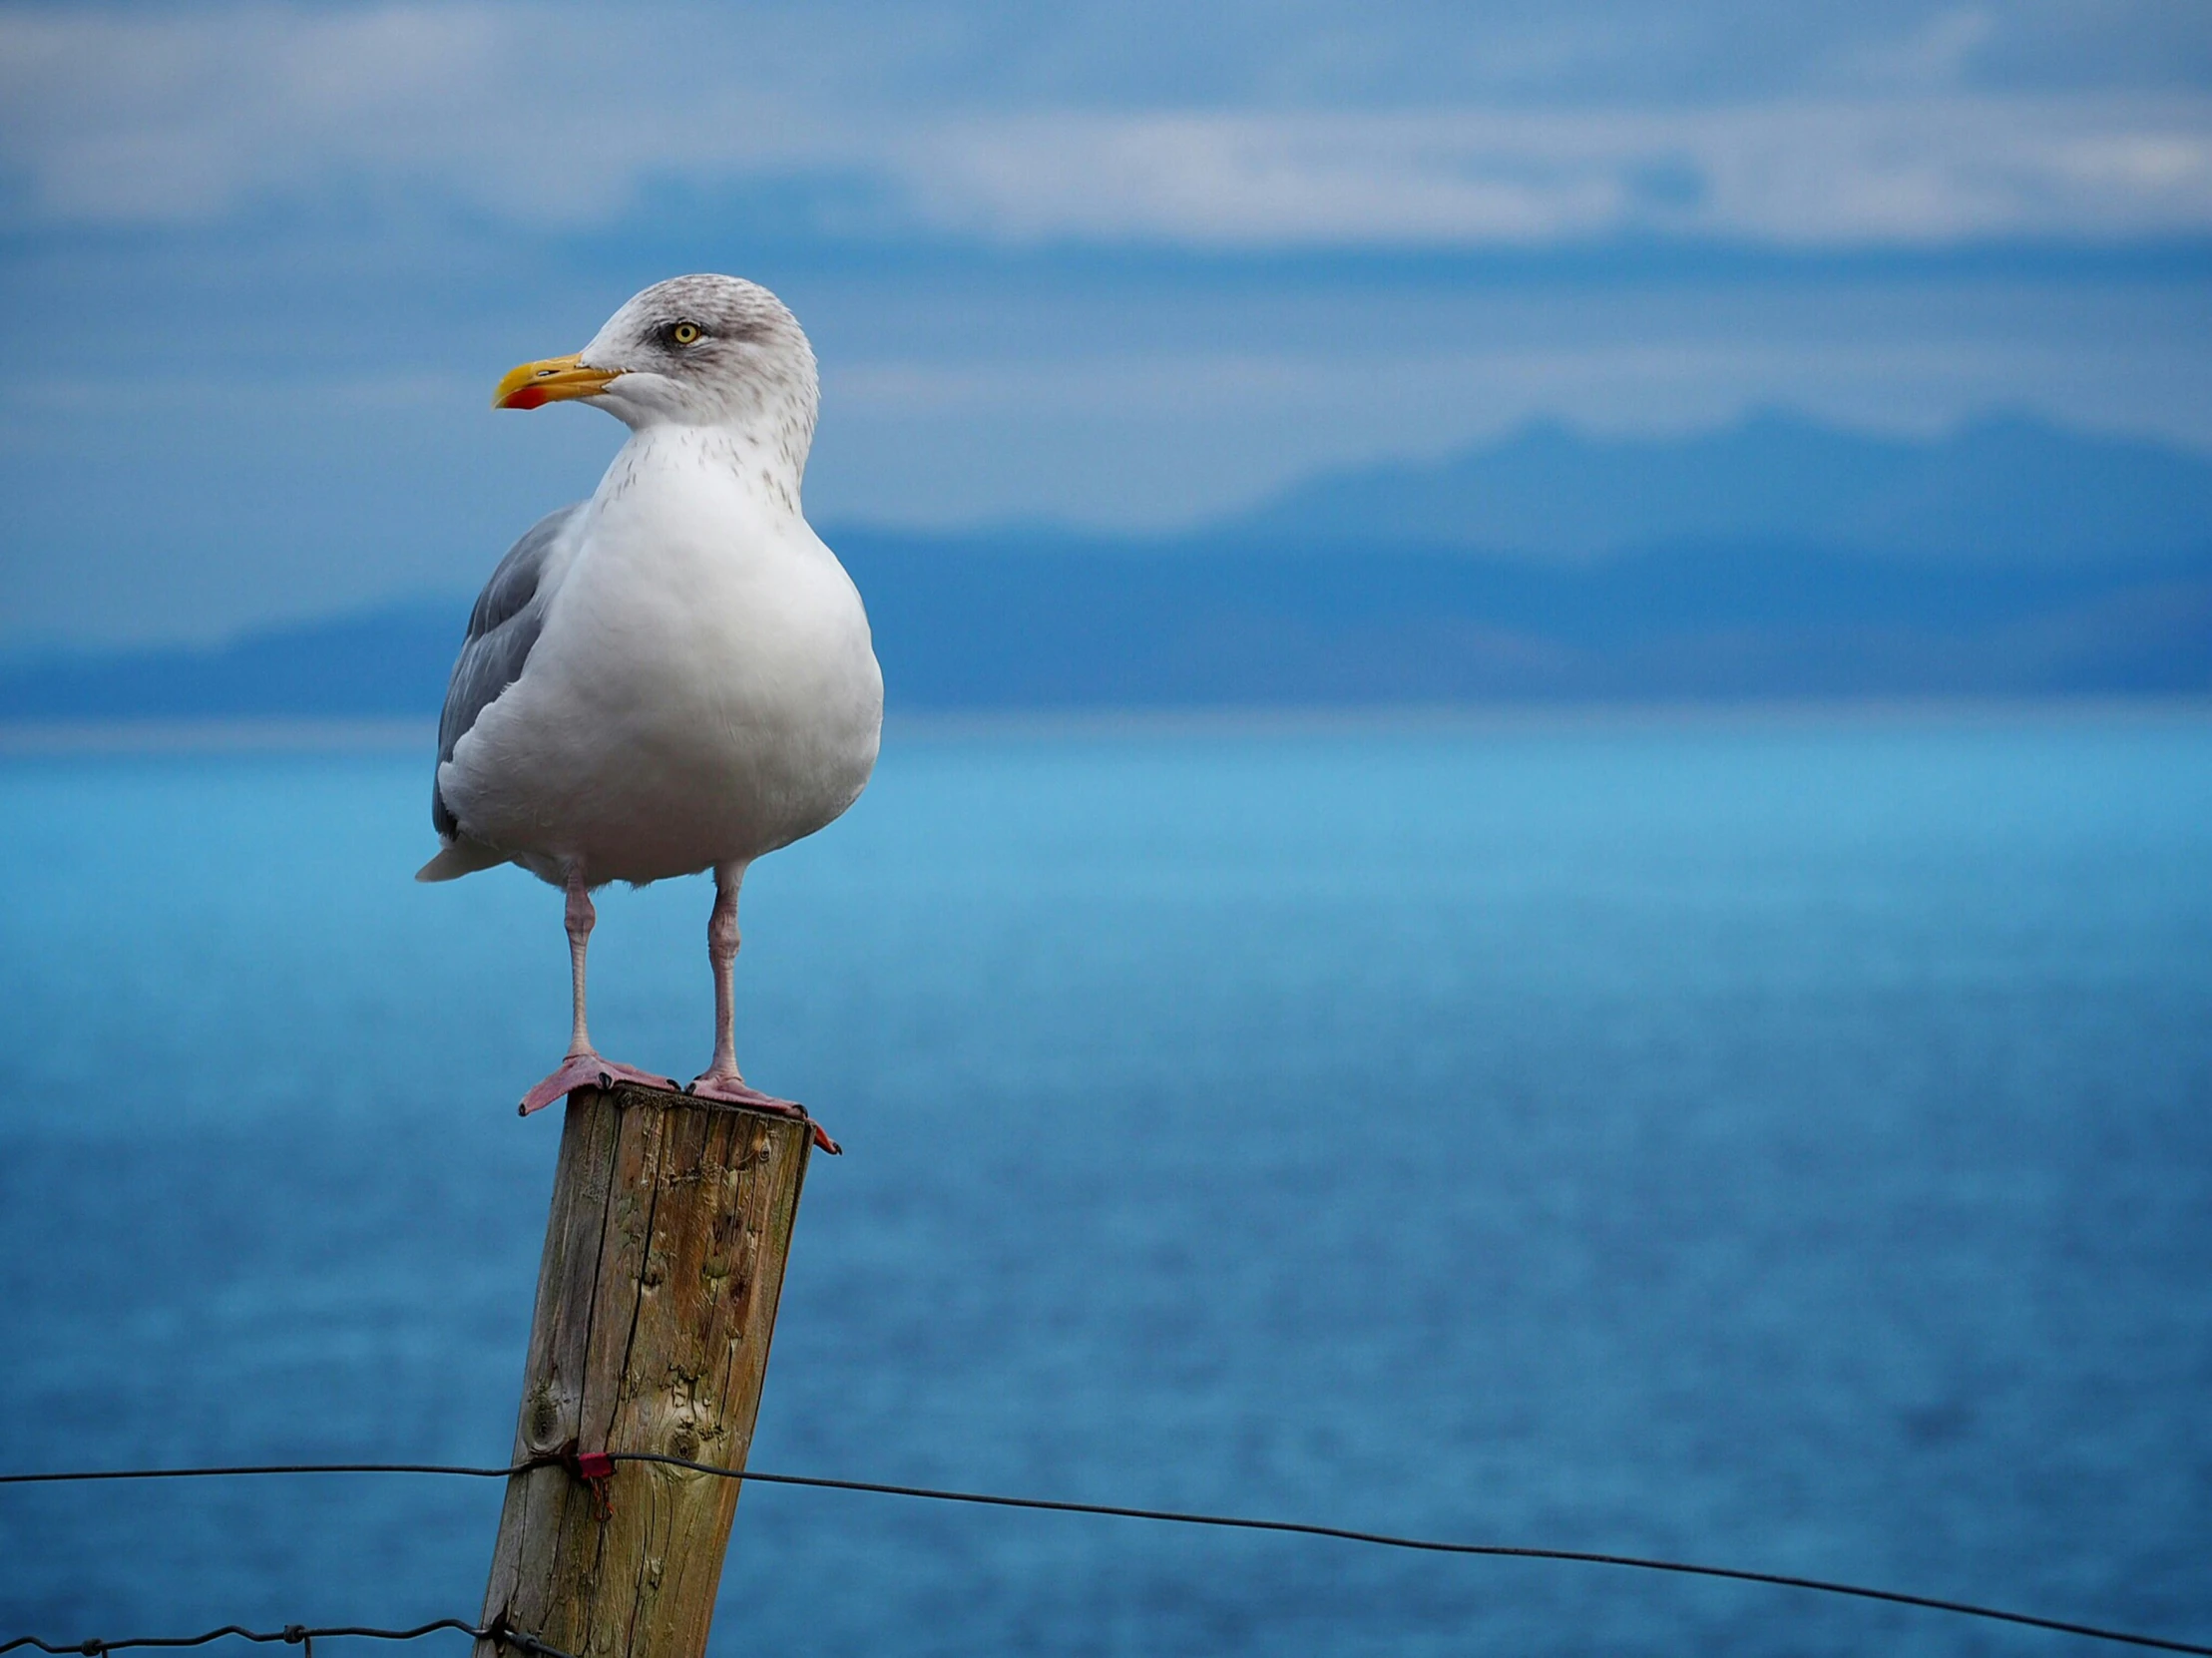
[579,274,819,445]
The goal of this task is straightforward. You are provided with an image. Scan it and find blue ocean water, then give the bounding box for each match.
[2,713,2209,1655]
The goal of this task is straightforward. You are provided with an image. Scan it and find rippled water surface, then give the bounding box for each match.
[3,713,2209,1655]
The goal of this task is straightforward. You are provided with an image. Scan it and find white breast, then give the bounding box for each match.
[440,426,883,885]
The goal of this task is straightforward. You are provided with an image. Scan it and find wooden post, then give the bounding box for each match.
[476,1082,814,1658]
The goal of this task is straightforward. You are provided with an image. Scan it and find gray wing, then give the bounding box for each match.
[431,503,582,838]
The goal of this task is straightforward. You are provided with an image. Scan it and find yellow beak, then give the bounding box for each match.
[493,353,622,410]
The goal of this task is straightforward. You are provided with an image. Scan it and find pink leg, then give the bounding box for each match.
[687,863,838,1152]
[518,868,677,1115]
[690,861,773,1101]
[563,869,597,1057]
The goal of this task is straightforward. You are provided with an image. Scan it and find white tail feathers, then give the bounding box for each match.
[415,837,510,882]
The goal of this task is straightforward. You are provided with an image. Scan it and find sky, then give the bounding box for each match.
[3,0,2210,644]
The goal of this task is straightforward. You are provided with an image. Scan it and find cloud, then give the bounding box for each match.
[0,4,841,222]
[900,99,2212,245]
[4,3,2210,248]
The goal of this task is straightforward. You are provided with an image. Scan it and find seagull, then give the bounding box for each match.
[419,274,881,1137]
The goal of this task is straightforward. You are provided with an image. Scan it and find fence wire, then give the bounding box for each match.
[0,1620,571,1658]
[5,1454,2207,1657]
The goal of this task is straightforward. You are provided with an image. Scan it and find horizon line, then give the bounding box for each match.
[7,698,2210,756]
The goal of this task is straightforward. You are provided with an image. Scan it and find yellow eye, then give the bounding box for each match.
[671,321,701,345]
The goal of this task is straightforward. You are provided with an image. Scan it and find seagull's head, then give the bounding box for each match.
[494,274,819,440]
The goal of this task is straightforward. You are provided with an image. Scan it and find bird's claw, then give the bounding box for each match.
[687,1073,841,1153]
[686,1073,793,1109]
[516,1058,841,1153]
[518,1052,677,1115]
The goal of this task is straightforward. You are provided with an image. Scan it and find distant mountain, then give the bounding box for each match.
[5,413,2208,718]
[829,536,2212,706]
[1227,411,2212,563]
[0,602,460,721]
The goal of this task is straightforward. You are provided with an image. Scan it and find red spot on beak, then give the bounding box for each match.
[503,386,550,410]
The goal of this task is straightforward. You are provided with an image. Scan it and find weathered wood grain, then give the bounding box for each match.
[476,1083,813,1658]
